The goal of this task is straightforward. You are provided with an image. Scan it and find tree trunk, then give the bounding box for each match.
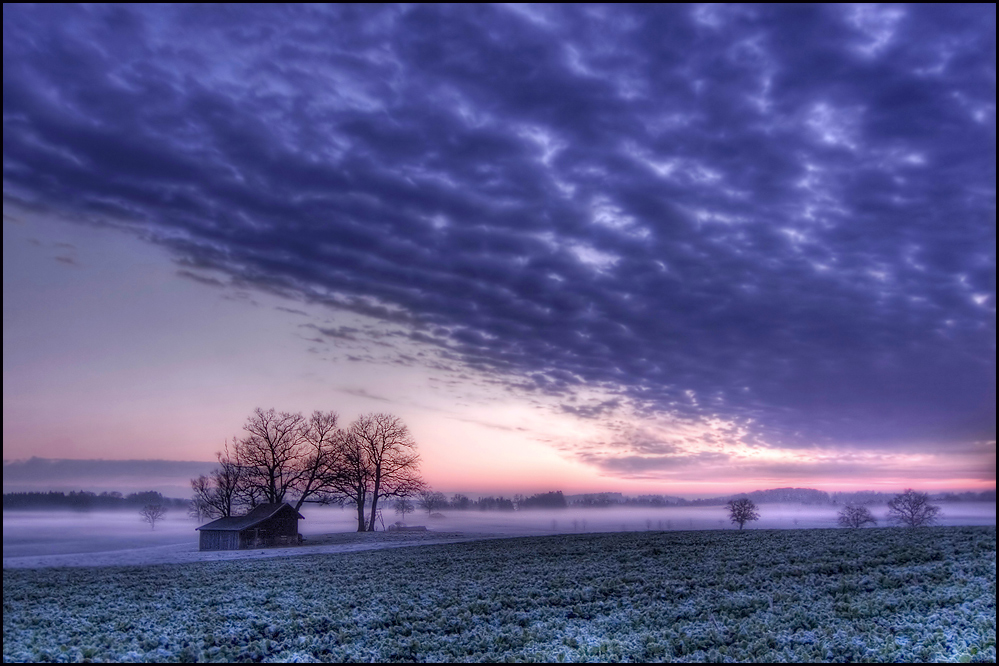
[367,494,379,532]
[355,490,367,532]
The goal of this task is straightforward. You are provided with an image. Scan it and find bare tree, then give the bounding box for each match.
[418,490,448,516]
[887,489,941,527]
[188,409,424,532]
[324,428,374,532]
[293,410,342,511]
[140,504,167,530]
[227,408,344,510]
[394,497,415,522]
[213,447,244,516]
[351,413,426,532]
[727,498,760,530]
[838,504,878,528]
[235,408,309,504]
[190,444,244,519]
[189,476,214,521]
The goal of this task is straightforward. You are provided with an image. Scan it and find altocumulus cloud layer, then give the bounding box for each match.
[3,5,995,473]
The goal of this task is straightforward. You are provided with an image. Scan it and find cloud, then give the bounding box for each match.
[275,306,308,317]
[336,387,393,403]
[176,269,226,288]
[560,399,622,420]
[580,452,732,476]
[2,457,216,496]
[3,5,994,467]
[309,324,362,341]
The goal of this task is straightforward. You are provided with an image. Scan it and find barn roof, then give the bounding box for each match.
[196,503,304,532]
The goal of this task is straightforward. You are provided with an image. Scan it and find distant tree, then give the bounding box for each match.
[394,498,415,521]
[520,491,568,510]
[838,504,878,529]
[451,494,471,510]
[476,496,516,511]
[418,490,448,516]
[887,489,941,527]
[126,491,167,506]
[139,504,167,530]
[727,498,760,530]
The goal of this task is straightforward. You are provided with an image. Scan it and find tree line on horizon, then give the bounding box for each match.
[571,487,995,507]
[2,490,188,512]
[5,485,992,514]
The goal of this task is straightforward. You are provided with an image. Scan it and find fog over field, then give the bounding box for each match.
[304,502,999,535]
[4,502,995,567]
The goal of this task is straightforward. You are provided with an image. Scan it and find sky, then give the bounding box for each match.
[3,4,995,497]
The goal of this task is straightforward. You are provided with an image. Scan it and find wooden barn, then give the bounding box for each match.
[196,503,304,551]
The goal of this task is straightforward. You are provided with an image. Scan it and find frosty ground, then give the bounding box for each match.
[3,526,995,663]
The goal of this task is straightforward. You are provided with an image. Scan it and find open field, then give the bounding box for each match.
[3,526,995,663]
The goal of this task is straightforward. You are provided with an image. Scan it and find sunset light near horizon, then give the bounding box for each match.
[3,4,995,499]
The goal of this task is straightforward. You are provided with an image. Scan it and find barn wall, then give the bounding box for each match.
[199,506,301,550]
[237,510,300,548]
[199,530,240,551]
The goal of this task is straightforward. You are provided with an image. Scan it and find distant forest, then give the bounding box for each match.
[2,487,993,512]
[569,488,996,508]
[2,491,190,512]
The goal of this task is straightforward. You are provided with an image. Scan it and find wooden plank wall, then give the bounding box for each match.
[199,530,240,551]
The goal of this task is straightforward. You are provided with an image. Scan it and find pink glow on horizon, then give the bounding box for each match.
[4,215,995,499]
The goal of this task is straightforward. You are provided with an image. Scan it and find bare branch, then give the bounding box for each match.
[351,413,426,532]
[887,489,941,527]
[139,504,167,530]
[726,498,760,530]
[838,504,878,529]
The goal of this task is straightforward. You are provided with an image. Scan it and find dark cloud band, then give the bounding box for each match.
[4,5,995,455]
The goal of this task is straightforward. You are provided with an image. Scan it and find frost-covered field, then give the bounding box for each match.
[3,527,995,663]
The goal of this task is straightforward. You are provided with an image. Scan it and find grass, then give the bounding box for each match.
[3,526,995,662]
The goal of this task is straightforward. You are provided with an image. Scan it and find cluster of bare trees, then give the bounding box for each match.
[725,489,942,531]
[837,489,942,529]
[191,409,424,532]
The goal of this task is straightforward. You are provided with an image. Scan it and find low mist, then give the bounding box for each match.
[301,502,997,537]
[3,510,198,559]
[6,502,993,565]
